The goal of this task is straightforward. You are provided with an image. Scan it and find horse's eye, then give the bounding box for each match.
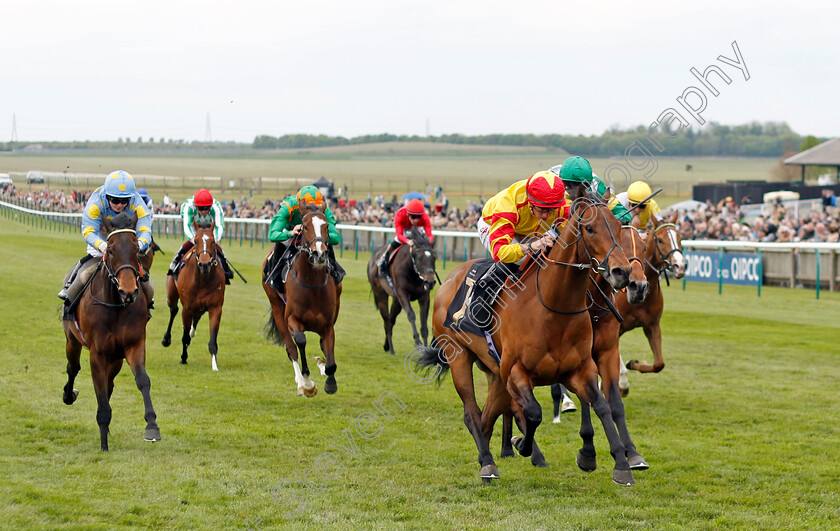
[585,225,594,234]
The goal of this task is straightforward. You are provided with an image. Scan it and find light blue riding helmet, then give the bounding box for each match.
[103,170,136,198]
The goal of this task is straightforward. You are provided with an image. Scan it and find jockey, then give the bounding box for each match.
[615,180,662,230]
[549,155,632,224]
[58,170,154,312]
[167,189,234,284]
[137,188,154,217]
[375,198,434,277]
[266,185,344,289]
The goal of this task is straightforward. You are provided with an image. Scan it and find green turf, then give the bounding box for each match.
[1,212,838,530]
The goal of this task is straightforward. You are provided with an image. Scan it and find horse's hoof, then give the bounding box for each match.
[620,388,629,398]
[511,436,533,458]
[626,359,638,370]
[63,389,79,405]
[613,468,635,487]
[478,464,500,481]
[144,427,161,442]
[301,385,317,398]
[315,357,327,376]
[324,381,337,394]
[161,337,171,347]
[383,341,390,352]
[531,454,548,468]
[627,453,649,470]
[552,415,562,424]
[576,450,597,472]
[180,359,187,365]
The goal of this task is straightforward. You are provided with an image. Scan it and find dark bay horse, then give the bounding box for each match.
[367,230,437,355]
[62,211,160,451]
[262,202,342,396]
[416,191,637,486]
[618,212,687,395]
[162,221,226,371]
[511,225,651,471]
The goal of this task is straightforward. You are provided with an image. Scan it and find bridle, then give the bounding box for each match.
[407,242,439,290]
[535,199,624,318]
[93,228,142,308]
[288,211,331,289]
[193,226,218,269]
[645,222,684,285]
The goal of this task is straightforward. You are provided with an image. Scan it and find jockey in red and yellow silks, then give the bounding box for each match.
[478,171,569,264]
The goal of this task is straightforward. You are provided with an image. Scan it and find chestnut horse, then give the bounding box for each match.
[61,211,161,451]
[367,229,437,355]
[415,191,638,486]
[263,202,342,396]
[501,225,651,471]
[162,221,226,371]
[618,212,687,395]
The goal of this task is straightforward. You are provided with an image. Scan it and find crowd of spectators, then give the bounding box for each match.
[4,182,840,244]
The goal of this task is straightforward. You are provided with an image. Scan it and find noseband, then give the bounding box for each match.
[94,228,142,308]
[645,222,684,283]
[298,212,329,265]
[194,229,218,268]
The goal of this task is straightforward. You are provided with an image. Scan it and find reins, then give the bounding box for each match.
[91,228,142,308]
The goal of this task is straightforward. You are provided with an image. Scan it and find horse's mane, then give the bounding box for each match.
[411,229,433,248]
[300,201,322,215]
[109,210,136,231]
[196,221,213,230]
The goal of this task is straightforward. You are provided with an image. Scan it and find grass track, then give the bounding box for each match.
[1,214,839,529]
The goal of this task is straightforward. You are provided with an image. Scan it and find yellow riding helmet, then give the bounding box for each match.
[627,181,653,205]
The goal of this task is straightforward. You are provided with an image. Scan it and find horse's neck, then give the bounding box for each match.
[644,243,665,284]
[537,230,590,311]
[292,249,326,279]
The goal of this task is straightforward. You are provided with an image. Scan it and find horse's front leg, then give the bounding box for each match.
[288,315,316,397]
[504,363,541,459]
[179,307,193,364]
[62,327,82,405]
[395,290,421,346]
[373,288,394,354]
[207,304,223,372]
[419,292,431,346]
[125,341,161,443]
[319,327,338,394]
[627,321,665,373]
[90,352,113,451]
[161,275,179,347]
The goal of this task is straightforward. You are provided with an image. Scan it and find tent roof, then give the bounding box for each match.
[784,138,840,166]
[312,176,333,186]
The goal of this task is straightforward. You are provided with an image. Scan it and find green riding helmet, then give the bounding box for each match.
[551,156,594,183]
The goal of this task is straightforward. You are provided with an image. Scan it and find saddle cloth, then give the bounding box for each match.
[442,259,504,363]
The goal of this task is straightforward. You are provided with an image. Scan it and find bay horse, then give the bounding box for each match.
[618,212,687,395]
[262,202,342,396]
[367,229,437,355]
[415,189,637,486]
[161,220,226,371]
[61,211,161,451]
[500,225,650,471]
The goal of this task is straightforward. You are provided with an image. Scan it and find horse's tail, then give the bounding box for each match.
[412,337,451,385]
[263,312,285,347]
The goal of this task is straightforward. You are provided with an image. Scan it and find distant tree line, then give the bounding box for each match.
[254,121,816,158]
[0,139,243,152]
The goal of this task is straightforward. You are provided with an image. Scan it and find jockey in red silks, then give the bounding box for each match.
[376,198,434,277]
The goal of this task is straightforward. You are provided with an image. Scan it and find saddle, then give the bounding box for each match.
[171,249,195,281]
[62,261,103,322]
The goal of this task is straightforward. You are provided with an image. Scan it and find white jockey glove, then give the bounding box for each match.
[98,241,108,253]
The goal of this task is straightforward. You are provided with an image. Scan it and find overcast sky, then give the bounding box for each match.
[1,1,836,142]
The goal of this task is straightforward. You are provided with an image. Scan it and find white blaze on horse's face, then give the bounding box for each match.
[666,227,686,278]
[311,217,326,253]
[202,234,209,252]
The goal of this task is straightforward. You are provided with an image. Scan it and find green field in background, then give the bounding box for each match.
[1,146,776,209]
[1,212,839,529]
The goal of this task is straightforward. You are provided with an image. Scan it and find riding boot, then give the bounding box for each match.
[377,240,401,277]
[61,258,100,306]
[465,261,519,328]
[328,246,346,285]
[167,244,191,276]
[267,241,288,293]
[58,255,92,300]
[141,278,155,320]
[219,253,234,285]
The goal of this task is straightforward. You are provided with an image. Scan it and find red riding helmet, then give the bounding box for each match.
[194,189,213,207]
[406,199,425,215]
[525,171,566,209]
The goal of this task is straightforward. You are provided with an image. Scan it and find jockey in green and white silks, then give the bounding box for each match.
[266,185,344,290]
[167,189,234,283]
[58,170,155,312]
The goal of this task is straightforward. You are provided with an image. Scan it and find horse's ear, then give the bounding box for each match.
[670,210,679,224]
[576,182,587,200]
[209,220,216,230]
[193,220,200,232]
[102,216,113,233]
[601,187,610,203]
[319,201,327,213]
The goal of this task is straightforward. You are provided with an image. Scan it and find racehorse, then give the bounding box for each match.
[509,225,651,471]
[262,202,342,396]
[61,211,161,450]
[618,212,687,395]
[415,188,638,486]
[367,229,437,355]
[161,221,226,371]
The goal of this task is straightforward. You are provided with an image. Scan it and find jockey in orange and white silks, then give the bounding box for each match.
[477,170,569,264]
[59,170,154,311]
